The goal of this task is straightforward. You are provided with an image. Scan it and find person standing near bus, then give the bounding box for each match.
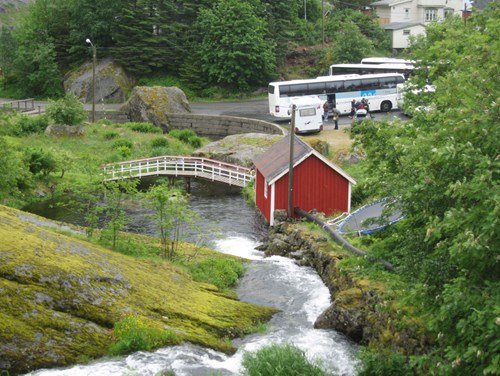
[323,101,329,122]
[332,108,341,130]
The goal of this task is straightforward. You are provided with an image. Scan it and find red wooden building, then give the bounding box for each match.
[253,135,356,225]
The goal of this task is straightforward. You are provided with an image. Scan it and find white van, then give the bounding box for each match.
[288,96,324,134]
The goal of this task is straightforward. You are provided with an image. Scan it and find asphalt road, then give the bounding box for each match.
[0,97,406,126]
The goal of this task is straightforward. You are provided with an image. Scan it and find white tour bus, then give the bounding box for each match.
[288,96,324,134]
[361,57,415,66]
[268,73,405,118]
[329,63,414,79]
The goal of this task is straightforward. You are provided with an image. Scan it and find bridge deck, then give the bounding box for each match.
[101,156,254,188]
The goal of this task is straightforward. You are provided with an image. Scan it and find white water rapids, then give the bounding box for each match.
[23,190,359,376]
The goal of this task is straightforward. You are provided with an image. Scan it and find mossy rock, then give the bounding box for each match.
[0,205,278,374]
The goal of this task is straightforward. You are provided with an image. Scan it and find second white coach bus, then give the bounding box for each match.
[268,73,405,118]
[329,63,414,79]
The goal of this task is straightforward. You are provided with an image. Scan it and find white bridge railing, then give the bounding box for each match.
[101,156,254,188]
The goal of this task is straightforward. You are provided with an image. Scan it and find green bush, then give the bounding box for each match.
[103,131,119,140]
[126,122,162,134]
[242,344,326,376]
[357,349,412,376]
[115,146,132,158]
[45,93,88,125]
[15,115,49,135]
[187,135,202,148]
[186,258,245,290]
[109,316,178,356]
[151,137,169,148]
[169,129,197,143]
[113,139,133,149]
[26,149,57,176]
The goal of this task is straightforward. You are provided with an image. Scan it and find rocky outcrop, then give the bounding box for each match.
[259,220,431,355]
[0,205,277,375]
[193,133,283,167]
[64,58,135,104]
[120,86,191,132]
[44,124,85,137]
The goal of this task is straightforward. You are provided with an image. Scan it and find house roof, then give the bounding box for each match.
[253,135,356,185]
[383,22,423,30]
[371,0,412,7]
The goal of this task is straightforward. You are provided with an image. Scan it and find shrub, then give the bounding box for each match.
[26,149,57,176]
[46,93,88,125]
[169,129,197,143]
[97,118,114,125]
[103,131,120,140]
[151,137,169,148]
[115,146,132,158]
[109,316,178,356]
[242,344,326,376]
[113,139,133,149]
[357,349,412,376]
[15,115,49,135]
[186,258,245,290]
[127,122,162,134]
[187,135,202,148]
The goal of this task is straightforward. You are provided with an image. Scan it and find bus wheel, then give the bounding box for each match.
[381,101,392,112]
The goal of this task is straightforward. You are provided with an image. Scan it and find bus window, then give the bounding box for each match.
[280,85,290,96]
[289,83,308,96]
[308,82,326,93]
[268,85,275,94]
[361,77,378,90]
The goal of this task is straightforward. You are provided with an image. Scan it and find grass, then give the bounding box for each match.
[242,343,327,376]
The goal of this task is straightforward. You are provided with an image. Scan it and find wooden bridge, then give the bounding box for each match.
[101,156,254,188]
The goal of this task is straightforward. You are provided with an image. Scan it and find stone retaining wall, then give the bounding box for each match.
[88,111,285,138]
[259,221,429,355]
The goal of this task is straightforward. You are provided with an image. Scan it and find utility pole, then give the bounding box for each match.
[322,0,325,46]
[85,38,96,123]
[288,106,296,219]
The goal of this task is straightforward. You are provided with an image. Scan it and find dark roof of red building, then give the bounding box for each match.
[253,135,356,184]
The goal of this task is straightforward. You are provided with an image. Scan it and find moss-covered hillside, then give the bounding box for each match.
[0,205,277,375]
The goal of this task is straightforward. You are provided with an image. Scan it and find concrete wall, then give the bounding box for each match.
[89,111,285,138]
[164,113,285,138]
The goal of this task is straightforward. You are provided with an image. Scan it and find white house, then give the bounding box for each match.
[370,0,464,49]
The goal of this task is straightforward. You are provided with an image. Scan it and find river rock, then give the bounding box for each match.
[64,57,135,104]
[120,86,191,132]
[193,133,283,168]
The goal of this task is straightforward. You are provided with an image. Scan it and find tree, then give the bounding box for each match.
[330,21,373,64]
[353,6,500,374]
[101,179,138,249]
[197,0,276,91]
[0,136,33,205]
[144,180,198,261]
[0,26,17,83]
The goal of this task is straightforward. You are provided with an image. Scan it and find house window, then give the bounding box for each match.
[264,178,268,198]
[403,30,411,35]
[425,8,437,22]
[404,8,409,19]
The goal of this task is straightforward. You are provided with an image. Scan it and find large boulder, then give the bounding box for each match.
[120,86,191,132]
[193,133,283,167]
[64,58,135,104]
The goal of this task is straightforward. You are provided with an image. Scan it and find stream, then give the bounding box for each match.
[24,183,359,376]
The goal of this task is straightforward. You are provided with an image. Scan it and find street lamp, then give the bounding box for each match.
[85,38,96,123]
